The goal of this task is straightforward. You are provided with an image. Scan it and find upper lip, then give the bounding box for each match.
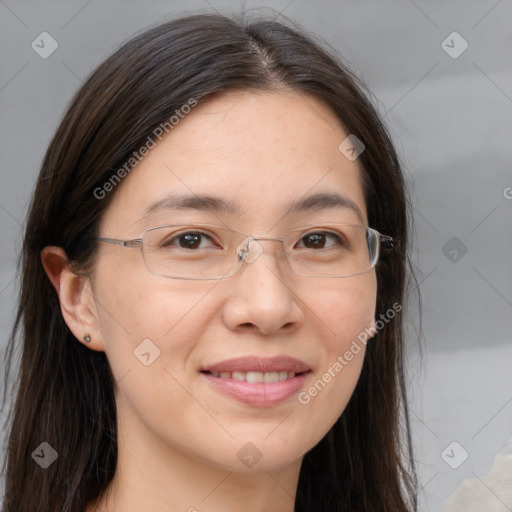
[201,356,311,374]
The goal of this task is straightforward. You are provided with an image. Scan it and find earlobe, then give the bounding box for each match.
[41,246,105,352]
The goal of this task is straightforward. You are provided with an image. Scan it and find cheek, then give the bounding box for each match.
[92,272,218,437]
[314,271,377,348]
[294,273,376,447]
[92,257,218,378]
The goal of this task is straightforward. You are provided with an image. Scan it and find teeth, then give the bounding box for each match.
[246,371,264,383]
[208,370,297,381]
[264,372,279,383]
[278,371,289,381]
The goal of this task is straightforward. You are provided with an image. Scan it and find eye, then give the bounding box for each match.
[296,231,347,250]
[161,230,219,250]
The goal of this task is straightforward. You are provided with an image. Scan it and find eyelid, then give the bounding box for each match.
[159,227,220,245]
[292,228,347,247]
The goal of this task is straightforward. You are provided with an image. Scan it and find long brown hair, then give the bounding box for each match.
[2,13,418,511]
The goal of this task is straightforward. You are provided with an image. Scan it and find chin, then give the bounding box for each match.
[204,438,306,473]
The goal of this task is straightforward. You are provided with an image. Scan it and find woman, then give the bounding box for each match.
[2,13,418,512]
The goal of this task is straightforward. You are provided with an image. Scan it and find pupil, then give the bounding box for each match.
[180,233,201,249]
[305,234,325,248]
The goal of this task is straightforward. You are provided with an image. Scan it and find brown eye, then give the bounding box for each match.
[161,231,216,250]
[297,231,345,249]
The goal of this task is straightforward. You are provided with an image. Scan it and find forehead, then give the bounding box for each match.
[100,90,368,233]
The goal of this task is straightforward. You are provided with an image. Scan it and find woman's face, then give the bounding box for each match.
[90,90,377,472]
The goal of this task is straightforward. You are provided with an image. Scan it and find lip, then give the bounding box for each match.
[201,371,311,407]
[200,356,312,407]
[201,356,311,374]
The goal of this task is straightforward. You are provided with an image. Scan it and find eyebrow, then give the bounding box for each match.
[142,191,365,224]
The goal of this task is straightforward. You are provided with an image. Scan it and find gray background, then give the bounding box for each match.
[1,1,511,510]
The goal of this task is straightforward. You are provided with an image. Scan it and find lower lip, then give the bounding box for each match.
[201,372,310,407]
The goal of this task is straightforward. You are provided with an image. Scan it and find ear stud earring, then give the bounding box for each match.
[83,334,91,343]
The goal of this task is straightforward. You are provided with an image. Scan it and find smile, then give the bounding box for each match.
[200,355,312,406]
[203,370,300,382]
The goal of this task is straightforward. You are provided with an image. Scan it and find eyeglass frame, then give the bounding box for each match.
[93,222,395,280]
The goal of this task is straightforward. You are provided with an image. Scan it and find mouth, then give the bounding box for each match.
[200,370,309,382]
[199,356,312,407]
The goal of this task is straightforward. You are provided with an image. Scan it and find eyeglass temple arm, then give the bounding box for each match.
[95,237,142,248]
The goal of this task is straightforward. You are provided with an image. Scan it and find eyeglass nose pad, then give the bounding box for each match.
[236,237,263,264]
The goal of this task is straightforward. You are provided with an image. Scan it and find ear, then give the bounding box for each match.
[41,246,105,352]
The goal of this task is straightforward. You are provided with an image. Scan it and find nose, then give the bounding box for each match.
[221,237,304,335]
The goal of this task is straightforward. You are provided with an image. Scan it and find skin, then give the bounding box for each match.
[42,90,377,512]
